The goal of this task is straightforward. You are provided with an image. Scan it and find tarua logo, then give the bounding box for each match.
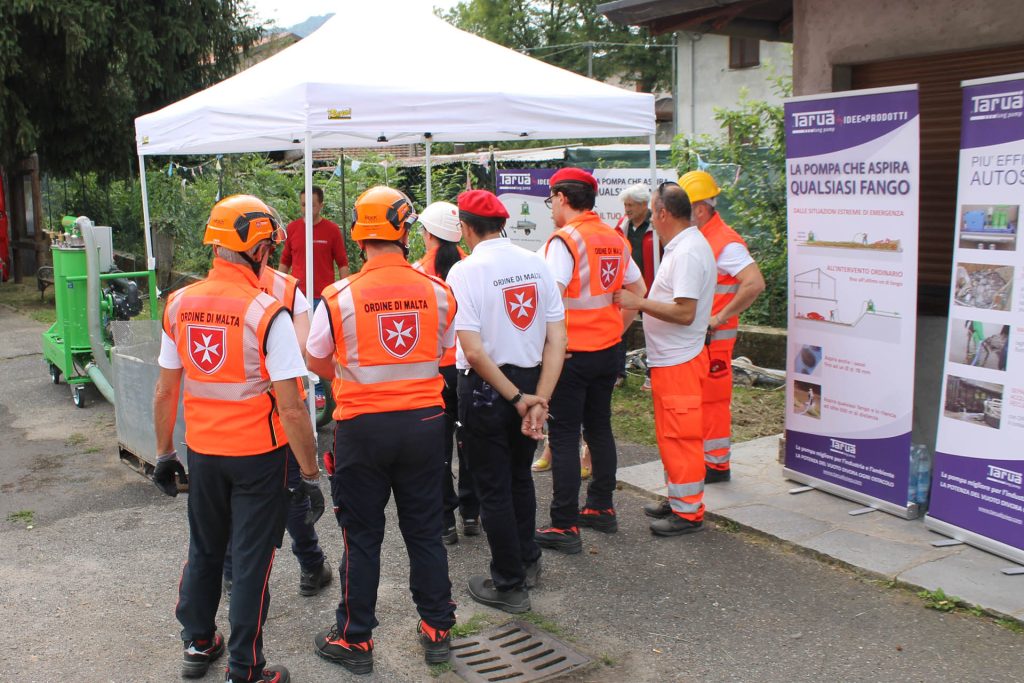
[971,90,1023,118]
[986,465,1023,489]
[829,438,856,455]
[791,109,835,130]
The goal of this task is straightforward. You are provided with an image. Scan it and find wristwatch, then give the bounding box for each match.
[509,391,523,405]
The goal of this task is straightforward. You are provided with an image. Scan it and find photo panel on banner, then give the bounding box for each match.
[495,168,677,252]
[783,85,921,518]
[927,73,1024,565]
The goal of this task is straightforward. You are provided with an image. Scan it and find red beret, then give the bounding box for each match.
[550,167,597,191]
[457,190,509,219]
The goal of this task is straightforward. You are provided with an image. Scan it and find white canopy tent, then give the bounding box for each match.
[134,0,659,304]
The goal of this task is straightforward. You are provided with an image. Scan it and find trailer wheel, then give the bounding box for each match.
[49,364,61,385]
[72,386,86,408]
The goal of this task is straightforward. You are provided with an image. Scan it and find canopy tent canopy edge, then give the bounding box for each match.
[134,0,660,305]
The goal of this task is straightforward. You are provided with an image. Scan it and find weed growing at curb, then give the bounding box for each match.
[7,510,34,525]
[996,618,1023,634]
[918,588,959,612]
[451,613,491,639]
[716,519,741,533]
[519,611,566,638]
[429,662,454,677]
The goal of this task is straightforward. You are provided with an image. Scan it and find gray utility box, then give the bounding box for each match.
[110,321,186,473]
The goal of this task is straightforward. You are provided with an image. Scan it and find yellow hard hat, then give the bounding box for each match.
[203,195,282,252]
[678,170,721,204]
[351,186,417,242]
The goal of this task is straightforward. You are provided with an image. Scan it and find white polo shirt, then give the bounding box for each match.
[643,226,716,367]
[446,237,564,370]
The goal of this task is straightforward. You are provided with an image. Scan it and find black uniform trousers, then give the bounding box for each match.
[330,406,455,644]
[457,365,542,591]
[440,364,480,528]
[176,446,288,683]
[548,345,619,529]
[223,447,325,579]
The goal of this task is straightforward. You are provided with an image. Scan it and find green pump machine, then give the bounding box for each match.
[41,216,158,407]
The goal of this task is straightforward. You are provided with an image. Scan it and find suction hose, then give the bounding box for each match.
[77,216,116,406]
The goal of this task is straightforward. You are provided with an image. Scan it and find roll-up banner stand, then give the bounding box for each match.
[926,73,1024,565]
[496,168,677,251]
[782,85,921,519]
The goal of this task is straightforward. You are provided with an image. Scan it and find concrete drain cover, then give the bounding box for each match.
[449,620,592,682]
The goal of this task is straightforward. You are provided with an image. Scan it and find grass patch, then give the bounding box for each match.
[611,374,785,447]
[599,653,616,666]
[519,611,566,638]
[429,662,454,677]
[66,433,87,447]
[996,618,1024,634]
[918,588,960,612]
[451,613,491,639]
[716,519,741,533]
[85,446,102,454]
[0,277,56,325]
[7,510,34,525]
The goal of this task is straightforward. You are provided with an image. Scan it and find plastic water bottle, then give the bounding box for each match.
[916,445,933,509]
[908,444,921,505]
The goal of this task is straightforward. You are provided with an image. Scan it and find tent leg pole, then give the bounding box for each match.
[425,138,433,205]
[138,155,155,272]
[303,133,317,435]
[649,134,661,273]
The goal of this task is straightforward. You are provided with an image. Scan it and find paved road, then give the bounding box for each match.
[1,305,1020,682]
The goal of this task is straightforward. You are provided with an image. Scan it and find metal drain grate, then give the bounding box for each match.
[449,620,592,682]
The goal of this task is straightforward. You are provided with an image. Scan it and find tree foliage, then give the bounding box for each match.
[0,1,262,176]
[442,0,673,92]
[673,77,791,328]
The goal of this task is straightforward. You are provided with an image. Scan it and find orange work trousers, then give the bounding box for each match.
[702,339,734,472]
[651,350,709,522]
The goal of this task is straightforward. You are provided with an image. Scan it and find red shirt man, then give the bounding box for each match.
[280,186,349,298]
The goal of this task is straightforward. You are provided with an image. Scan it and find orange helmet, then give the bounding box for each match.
[203,194,283,252]
[351,186,417,242]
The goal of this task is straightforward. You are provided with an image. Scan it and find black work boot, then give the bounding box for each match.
[182,632,225,678]
[643,499,671,519]
[314,625,374,675]
[468,575,531,614]
[225,664,290,682]
[417,619,451,663]
[442,525,459,545]
[578,507,618,533]
[461,517,481,536]
[705,466,731,483]
[534,526,582,554]
[299,561,333,597]
[650,515,704,537]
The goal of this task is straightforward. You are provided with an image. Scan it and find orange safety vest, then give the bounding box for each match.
[322,252,456,421]
[259,267,299,314]
[700,213,748,346]
[163,258,287,456]
[259,267,308,399]
[546,211,631,352]
[412,245,466,367]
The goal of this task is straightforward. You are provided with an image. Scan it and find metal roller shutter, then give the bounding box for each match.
[851,45,1024,314]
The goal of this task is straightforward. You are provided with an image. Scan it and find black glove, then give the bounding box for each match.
[295,478,326,526]
[154,452,188,497]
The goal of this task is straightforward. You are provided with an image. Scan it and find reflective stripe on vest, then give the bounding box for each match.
[547,212,630,352]
[168,258,285,456]
[260,268,298,315]
[709,328,738,342]
[322,254,451,420]
[701,214,748,333]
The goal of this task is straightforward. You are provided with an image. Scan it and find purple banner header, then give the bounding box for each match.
[786,430,911,507]
[928,452,1024,549]
[496,169,556,198]
[785,89,919,159]
[961,76,1024,149]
